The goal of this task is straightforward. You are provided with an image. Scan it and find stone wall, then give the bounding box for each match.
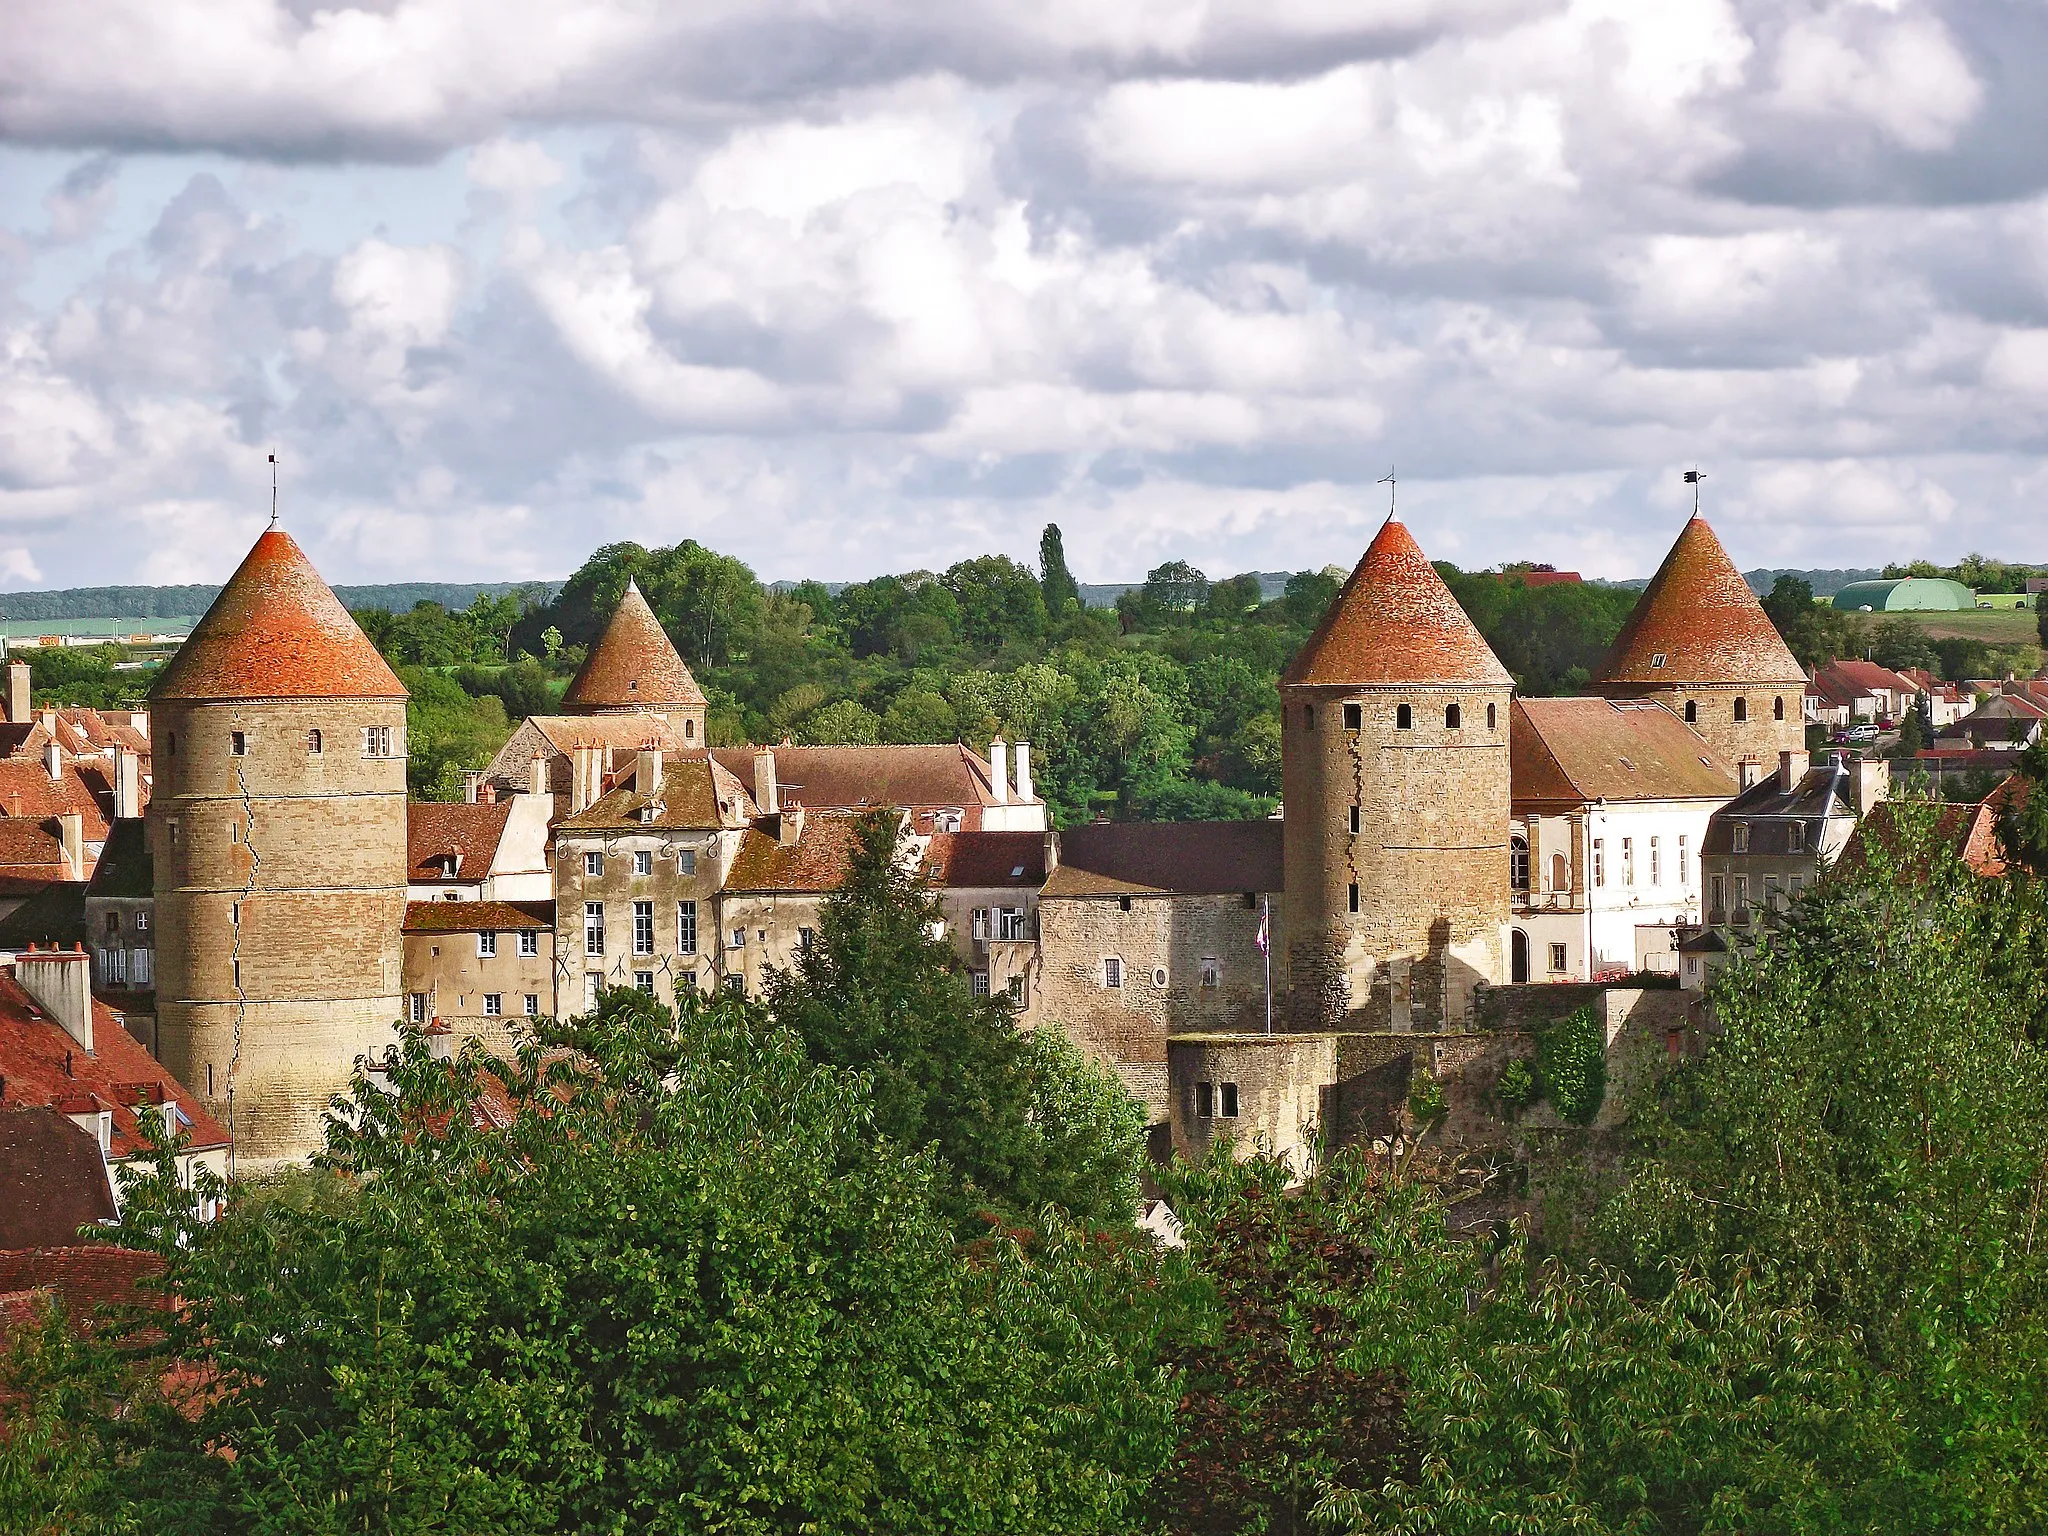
[1595,681,1804,777]
[1281,683,1511,1033]
[552,829,729,1010]
[1036,891,1281,1118]
[152,697,407,1167]
[1168,1032,1335,1171]
[401,928,556,1054]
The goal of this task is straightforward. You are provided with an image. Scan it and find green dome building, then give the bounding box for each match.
[1831,578,1976,612]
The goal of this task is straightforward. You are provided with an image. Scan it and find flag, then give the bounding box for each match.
[1255,901,1269,955]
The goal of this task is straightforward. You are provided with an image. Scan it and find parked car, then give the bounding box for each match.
[1847,723,1880,742]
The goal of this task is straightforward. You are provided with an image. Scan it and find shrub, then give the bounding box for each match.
[1407,1073,1448,1126]
[1537,1005,1606,1124]
[1495,1058,1536,1113]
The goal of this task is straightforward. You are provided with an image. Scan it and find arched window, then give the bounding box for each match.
[1551,853,1569,892]
[1304,705,1314,730]
[306,728,322,754]
[1773,696,1785,721]
[1487,702,1497,730]
[1510,836,1530,893]
[1446,703,1462,729]
[685,717,697,740]
[1510,928,1530,984]
[1734,697,1748,723]
[1396,703,1413,730]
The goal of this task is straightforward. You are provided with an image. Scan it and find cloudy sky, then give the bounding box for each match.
[1,0,2044,591]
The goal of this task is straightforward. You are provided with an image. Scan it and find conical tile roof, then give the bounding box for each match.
[562,579,706,712]
[1597,516,1804,687]
[1282,517,1512,688]
[151,529,405,701]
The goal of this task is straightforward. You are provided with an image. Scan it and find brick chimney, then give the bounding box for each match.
[1778,749,1809,794]
[777,804,805,847]
[111,744,142,820]
[5,662,27,724]
[637,747,664,796]
[989,738,1009,805]
[58,812,83,880]
[17,947,93,1053]
[752,747,778,815]
[42,741,61,782]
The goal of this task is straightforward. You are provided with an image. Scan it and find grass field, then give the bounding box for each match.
[1881,607,2042,645]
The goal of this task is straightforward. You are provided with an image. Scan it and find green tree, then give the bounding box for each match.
[1039,524,1081,616]
[943,555,1047,654]
[1140,560,1208,619]
[800,697,882,745]
[1999,733,2048,875]
[880,685,957,744]
[64,995,1181,1534]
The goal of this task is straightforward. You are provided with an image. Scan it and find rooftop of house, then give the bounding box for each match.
[402,899,554,934]
[54,708,149,757]
[1814,659,1923,697]
[407,800,514,884]
[921,830,1048,889]
[0,963,228,1160]
[84,819,150,900]
[150,528,406,703]
[0,758,118,843]
[0,882,87,949]
[724,812,867,894]
[1700,759,1856,856]
[1282,515,1513,690]
[516,714,684,763]
[1596,515,1805,688]
[711,742,1024,813]
[0,1107,116,1249]
[1835,786,2013,881]
[1042,819,1285,898]
[0,1245,167,1339]
[557,753,758,834]
[561,580,707,713]
[1511,697,1737,806]
[0,819,70,881]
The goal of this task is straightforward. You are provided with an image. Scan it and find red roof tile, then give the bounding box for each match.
[559,753,757,832]
[0,1108,117,1248]
[1511,698,1736,806]
[1282,516,1512,689]
[0,818,67,877]
[1597,517,1805,687]
[724,813,867,893]
[0,1246,166,1334]
[562,581,706,712]
[1043,820,1284,897]
[0,760,117,844]
[402,900,554,933]
[0,966,228,1159]
[923,830,1047,888]
[151,529,406,702]
[712,744,1012,817]
[406,801,513,883]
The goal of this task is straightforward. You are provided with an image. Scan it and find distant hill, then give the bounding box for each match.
[0,580,559,623]
[1599,568,1888,597]
[772,573,1297,609]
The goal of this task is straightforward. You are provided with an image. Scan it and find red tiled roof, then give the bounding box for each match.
[0,1108,116,1248]
[1282,516,1512,689]
[1511,698,1737,806]
[402,899,554,933]
[1597,517,1805,687]
[923,830,1047,889]
[559,753,757,832]
[712,744,1013,815]
[151,529,406,702]
[1816,660,1919,696]
[0,760,117,843]
[1042,820,1284,897]
[0,817,67,876]
[0,965,228,1158]
[0,1246,166,1334]
[724,813,867,893]
[406,801,513,883]
[562,581,706,713]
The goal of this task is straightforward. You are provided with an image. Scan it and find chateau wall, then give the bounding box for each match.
[1281,684,1511,1033]
[552,829,727,1011]
[151,697,407,1167]
[1169,1032,1334,1171]
[1034,892,1281,1119]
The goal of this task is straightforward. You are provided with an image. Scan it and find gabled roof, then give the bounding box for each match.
[922,830,1047,889]
[1597,516,1804,687]
[1042,820,1284,898]
[557,753,757,833]
[561,581,706,713]
[0,1107,116,1248]
[83,819,150,899]
[0,967,228,1159]
[407,801,513,883]
[1511,698,1737,806]
[151,529,406,702]
[1282,516,1512,689]
[711,744,1018,814]
[0,760,116,843]
[724,813,866,894]
[520,715,684,758]
[1816,659,1921,697]
[402,899,554,934]
[0,819,69,879]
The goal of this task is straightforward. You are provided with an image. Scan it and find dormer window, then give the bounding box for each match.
[1733,823,1749,853]
[1651,653,1667,669]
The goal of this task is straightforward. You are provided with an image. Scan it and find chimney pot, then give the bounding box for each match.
[637,748,664,797]
[1778,749,1808,794]
[19,947,93,1053]
[43,741,61,782]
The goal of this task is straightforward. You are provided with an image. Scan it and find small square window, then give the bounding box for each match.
[971,971,990,997]
[729,927,746,950]
[1349,804,1361,834]
[477,931,497,957]
[408,993,427,1024]
[524,994,539,1017]
[483,993,502,1016]
[584,851,603,877]
[679,848,697,875]
[634,971,656,994]
[1348,882,1359,913]
[1007,975,1024,1002]
[1651,652,1667,669]
[633,850,652,876]
[1200,958,1220,988]
[1196,1080,1214,1118]
[306,729,322,754]
[518,930,539,957]
[1548,942,1568,972]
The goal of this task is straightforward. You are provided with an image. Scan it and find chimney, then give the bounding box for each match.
[777,804,805,847]
[1736,760,1759,790]
[478,781,496,805]
[17,948,92,1053]
[531,755,552,797]
[1847,755,1890,818]
[1014,740,1034,802]
[463,771,482,804]
[1044,828,1059,875]
[753,747,778,816]
[637,747,664,796]
[43,741,61,782]
[58,812,82,880]
[111,744,142,820]
[1778,749,1808,794]
[989,737,1009,805]
[5,662,27,724]
[570,744,602,814]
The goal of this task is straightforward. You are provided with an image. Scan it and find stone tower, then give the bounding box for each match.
[1281,514,1515,1031]
[562,579,709,746]
[1593,513,1806,779]
[150,529,409,1167]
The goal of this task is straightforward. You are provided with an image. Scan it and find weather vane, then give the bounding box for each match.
[269,454,278,529]
[1683,467,1703,516]
[1378,466,1396,519]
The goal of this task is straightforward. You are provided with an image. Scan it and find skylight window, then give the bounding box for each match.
[1651,653,1667,668]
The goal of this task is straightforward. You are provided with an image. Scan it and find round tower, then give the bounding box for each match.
[1592,513,1807,778]
[149,529,409,1167]
[1281,515,1515,1031]
[562,578,709,746]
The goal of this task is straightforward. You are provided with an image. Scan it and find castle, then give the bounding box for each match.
[140,504,1800,1162]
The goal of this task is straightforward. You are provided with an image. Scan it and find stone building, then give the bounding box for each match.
[1592,513,1807,780]
[1700,751,1878,941]
[1279,513,1514,1032]
[926,828,1047,1007]
[561,578,709,743]
[1032,820,1283,1116]
[400,900,556,1053]
[148,528,409,1168]
[407,792,552,902]
[718,810,866,999]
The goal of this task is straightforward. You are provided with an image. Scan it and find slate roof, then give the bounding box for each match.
[402,900,554,933]
[1042,820,1285,898]
[1511,698,1736,807]
[407,801,513,883]
[562,580,706,713]
[1597,516,1805,688]
[557,753,758,833]
[712,743,1013,813]
[1282,516,1513,689]
[0,883,87,949]
[1700,759,1855,857]
[0,1108,116,1248]
[923,830,1047,889]
[151,529,406,702]
[85,819,151,899]
[0,966,228,1160]
[724,814,865,894]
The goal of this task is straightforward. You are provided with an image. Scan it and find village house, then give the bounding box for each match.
[400,900,557,1052]
[407,790,552,902]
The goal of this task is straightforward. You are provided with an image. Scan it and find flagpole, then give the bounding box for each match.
[1263,893,1272,1034]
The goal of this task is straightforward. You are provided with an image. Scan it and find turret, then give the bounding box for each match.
[561,579,709,746]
